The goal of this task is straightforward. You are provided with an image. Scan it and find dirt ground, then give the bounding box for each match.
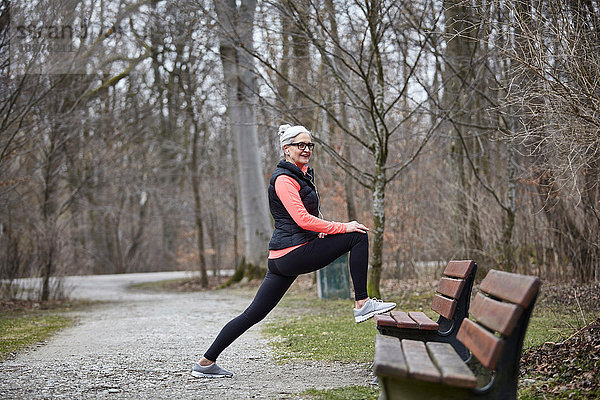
[0,272,373,399]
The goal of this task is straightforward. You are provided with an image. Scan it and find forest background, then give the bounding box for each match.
[1,0,599,301]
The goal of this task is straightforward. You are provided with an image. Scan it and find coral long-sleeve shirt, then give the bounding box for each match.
[268,172,346,259]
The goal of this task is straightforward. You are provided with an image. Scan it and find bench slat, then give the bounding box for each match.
[470,292,523,336]
[431,294,458,320]
[402,339,441,382]
[436,277,466,299]
[374,335,408,378]
[374,314,398,327]
[479,270,541,307]
[390,311,419,328]
[443,260,475,279]
[408,311,439,330]
[426,342,477,388]
[456,318,505,370]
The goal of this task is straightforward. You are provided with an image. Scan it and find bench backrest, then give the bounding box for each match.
[431,260,476,320]
[456,270,541,370]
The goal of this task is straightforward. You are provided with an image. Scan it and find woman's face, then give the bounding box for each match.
[284,132,313,168]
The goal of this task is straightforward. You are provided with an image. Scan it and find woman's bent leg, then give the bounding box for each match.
[268,232,368,301]
[203,270,296,362]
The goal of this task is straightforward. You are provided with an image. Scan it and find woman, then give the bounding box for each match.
[192,124,396,378]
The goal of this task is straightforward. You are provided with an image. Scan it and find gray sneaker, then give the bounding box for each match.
[191,362,234,378]
[354,298,396,323]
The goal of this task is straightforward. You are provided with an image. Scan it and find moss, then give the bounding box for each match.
[221,258,267,288]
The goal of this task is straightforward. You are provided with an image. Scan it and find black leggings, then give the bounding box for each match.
[203,232,369,362]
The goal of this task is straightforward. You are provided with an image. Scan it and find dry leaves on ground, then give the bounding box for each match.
[521,318,600,396]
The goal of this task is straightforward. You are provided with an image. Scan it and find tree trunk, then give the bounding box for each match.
[278,8,292,114]
[367,167,386,298]
[191,122,208,287]
[324,0,357,221]
[150,0,177,270]
[580,159,599,282]
[365,0,388,298]
[40,114,61,301]
[290,0,311,123]
[125,191,148,268]
[536,171,593,281]
[501,141,517,271]
[443,0,476,255]
[214,0,271,281]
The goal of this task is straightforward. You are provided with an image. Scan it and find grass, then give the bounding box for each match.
[264,296,376,363]
[263,282,445,364]
[523,304,596,349]
[129,278,190,291]
[300,385,379,400]
[128,275,231,292]
[0,301,83,361]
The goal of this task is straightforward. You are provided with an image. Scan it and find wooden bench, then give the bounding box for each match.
[373,269,541,400]
[375,260,476,360]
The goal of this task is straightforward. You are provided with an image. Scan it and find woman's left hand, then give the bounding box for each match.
[318,233,327,239]
[344,221,369,233]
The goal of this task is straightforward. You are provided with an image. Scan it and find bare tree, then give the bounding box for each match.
[442,0,477,255]
[213,0,272,280]
[498,0,600,281]
[1,0,240,301]
[249,0,441,296]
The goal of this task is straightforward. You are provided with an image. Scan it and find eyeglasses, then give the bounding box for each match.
[288,142,315,151]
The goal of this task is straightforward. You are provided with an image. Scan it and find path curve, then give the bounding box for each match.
[0,272,372,399]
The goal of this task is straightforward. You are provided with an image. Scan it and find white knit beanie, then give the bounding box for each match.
[278,124,311,152]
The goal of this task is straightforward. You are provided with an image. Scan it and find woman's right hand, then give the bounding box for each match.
[344,221,369,234]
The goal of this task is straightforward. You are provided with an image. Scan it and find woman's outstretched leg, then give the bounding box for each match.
[192,270,296,377]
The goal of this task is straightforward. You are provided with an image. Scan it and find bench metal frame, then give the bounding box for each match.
[464,291,539,400]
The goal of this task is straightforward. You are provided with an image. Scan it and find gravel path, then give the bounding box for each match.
[0,272,373,399]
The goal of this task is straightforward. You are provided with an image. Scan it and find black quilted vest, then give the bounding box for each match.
[268,160,320,250]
